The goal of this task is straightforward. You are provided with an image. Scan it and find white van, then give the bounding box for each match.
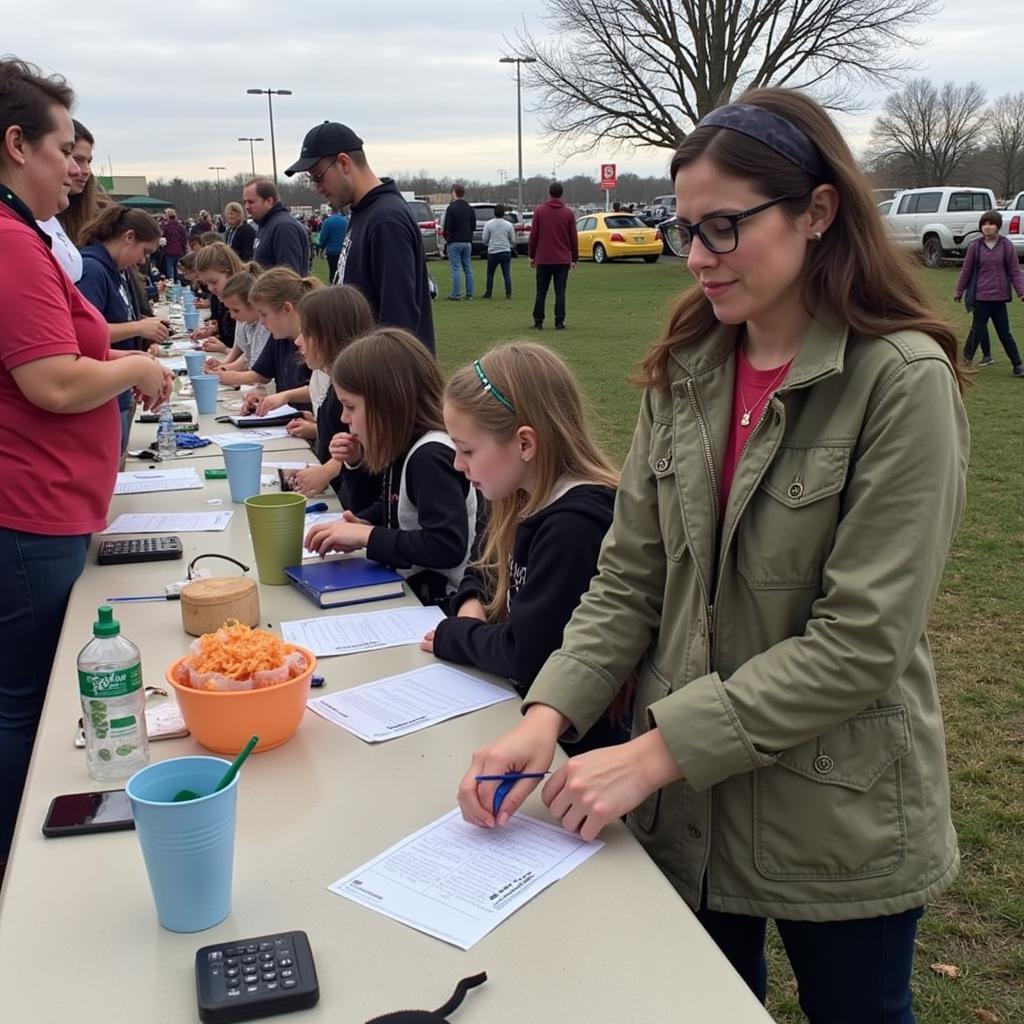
[883,186,997,267]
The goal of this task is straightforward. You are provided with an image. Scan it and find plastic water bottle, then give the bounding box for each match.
[157,402,176,461]
[78,606,149,782]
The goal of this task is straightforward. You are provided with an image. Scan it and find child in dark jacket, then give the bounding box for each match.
[423,342,629,753]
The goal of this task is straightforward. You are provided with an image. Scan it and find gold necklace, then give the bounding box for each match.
[739,361,791,428]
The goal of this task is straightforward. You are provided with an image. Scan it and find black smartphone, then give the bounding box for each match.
[42,790,135,837]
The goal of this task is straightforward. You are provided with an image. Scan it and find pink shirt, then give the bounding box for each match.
[0,202,120,535]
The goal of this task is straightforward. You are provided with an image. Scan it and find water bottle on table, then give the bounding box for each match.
[157,403,176,461]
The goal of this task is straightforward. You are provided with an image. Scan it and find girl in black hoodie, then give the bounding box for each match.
[423,342,629,752]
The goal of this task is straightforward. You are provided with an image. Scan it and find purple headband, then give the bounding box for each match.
[698,103,826,180]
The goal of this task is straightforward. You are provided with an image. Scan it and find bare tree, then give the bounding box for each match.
[512,0,936,154]
[987,92,1024,199]
[868,79,988,187]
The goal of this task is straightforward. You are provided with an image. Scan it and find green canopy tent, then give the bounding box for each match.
[117,195,173,210]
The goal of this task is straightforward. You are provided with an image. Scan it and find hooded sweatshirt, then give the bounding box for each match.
[253,201,310,275]
[432,483,615,690]
[335,178,435,353]
[528,197,578,265]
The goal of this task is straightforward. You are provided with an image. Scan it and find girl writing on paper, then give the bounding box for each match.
[456,87,969,1024]
[422,342,628,754]
[304,328,476,608]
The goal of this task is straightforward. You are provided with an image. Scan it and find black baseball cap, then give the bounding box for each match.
[284,121,364,176]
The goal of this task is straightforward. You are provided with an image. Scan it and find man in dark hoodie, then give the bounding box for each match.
[243,178,310,275]
[528,181,578,330]
[285,121,435,353]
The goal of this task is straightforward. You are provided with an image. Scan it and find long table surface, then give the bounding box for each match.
[0,417,771,1023]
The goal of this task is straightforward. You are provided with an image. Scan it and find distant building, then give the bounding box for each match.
[95,175,150,200]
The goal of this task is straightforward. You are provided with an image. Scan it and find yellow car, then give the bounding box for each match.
[575,212,663,264]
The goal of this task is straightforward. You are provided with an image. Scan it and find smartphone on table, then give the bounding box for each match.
[42,790,134,837]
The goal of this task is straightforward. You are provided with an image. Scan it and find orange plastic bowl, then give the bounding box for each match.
[165,645,317,754]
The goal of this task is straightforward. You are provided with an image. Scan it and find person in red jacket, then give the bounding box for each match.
[161,207,187,281]
[529,182,578,330]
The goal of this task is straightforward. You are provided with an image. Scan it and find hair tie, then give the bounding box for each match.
[473,359,515,413]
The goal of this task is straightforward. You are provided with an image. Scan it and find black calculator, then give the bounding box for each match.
[195,931,319,1023]
[96,536,183,565]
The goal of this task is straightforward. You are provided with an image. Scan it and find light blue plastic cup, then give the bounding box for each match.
[222,442,264,502]
[183,351,205,377]
[191,374,219,414]
[183,309,200,331]
[126,756,238,933]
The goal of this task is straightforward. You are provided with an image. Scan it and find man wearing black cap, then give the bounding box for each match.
[286,121,434,353]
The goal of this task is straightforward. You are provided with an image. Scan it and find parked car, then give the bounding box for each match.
[882,186,996,267]
[1002,192,1024,259]
[877,199,895,216]
[576,213,663,264]
[404,197,440,258]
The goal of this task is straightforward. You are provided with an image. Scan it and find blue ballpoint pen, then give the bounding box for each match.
[474,772,551,817]
[305,502,329,513]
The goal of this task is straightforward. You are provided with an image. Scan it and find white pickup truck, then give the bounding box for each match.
[883,186,996,267]
[1002,192,1024,259]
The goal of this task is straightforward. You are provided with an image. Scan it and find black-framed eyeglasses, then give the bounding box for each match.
[660,194,807,258]
[306,157,338,186]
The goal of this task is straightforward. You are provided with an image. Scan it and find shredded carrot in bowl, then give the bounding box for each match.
[189,622,293,681]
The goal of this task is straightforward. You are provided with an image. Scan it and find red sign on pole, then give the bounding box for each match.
[600,163,617,190]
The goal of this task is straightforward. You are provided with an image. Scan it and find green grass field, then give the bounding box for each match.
[318,254,1024,1023]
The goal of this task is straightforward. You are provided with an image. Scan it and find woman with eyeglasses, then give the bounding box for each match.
[457,87,968,1024]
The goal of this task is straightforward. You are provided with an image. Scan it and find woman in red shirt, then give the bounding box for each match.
[0,58,170,864]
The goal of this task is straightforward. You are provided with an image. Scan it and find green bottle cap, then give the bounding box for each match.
[93,605,121,638]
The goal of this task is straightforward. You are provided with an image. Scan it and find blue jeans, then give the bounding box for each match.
[448,242,474,298]
[485,252,512,297]
[0,529,90,859]
[163,253,180,282]
[965,299,1022,366]
[697,901,924,1023]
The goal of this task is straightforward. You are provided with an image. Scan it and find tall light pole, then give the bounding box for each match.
[237,137,263,178]
[498,56,536,218]
[246,88,292,184]
[208,166,225,215]
[497,168,507,205]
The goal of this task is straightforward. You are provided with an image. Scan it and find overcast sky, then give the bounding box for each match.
[2,1,1019,188]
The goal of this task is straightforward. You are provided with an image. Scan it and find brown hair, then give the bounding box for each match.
[221,269,261,304]
[979,209,1002,229]
[194,241,259,278]
[248,266,321,310]
[79,204,161,246]
[179,251,198,271]
[59,119,99,245]
[639,87,967,393]
[199,230,221,246]
[0,58,74,165]
[452,182,465,198]
[446,342,618,620]
[243,177,278,202]
[332,328,444,472]
[298,286,374,369]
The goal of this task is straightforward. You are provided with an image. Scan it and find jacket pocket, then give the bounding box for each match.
[754,705,911,881]
[648,433,686,562]
[738,444,851,589]
[628,660,673,832]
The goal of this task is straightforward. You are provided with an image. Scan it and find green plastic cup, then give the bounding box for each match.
[244,493,306,585]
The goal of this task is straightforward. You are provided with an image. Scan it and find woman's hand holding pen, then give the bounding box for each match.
[458,705,565,828]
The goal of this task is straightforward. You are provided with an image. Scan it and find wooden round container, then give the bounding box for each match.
[180,577,261,636]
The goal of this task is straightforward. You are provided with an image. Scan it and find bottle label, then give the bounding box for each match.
[79,663,142,699]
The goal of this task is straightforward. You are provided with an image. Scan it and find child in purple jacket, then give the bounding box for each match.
[954,209,1024,375]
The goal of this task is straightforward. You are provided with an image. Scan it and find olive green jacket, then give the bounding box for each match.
[526,308,969,921]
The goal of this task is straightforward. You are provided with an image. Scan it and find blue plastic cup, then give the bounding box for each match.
[183,351,205,377]
[222,442,264,502]
[191,374,219,415]
[126,756,239,932]
[183,309,200,331]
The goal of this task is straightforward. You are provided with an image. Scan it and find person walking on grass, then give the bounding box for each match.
[529,181,577,330]
[482,204,515,299]
[954,209,1024,376]
[443,183,475,301]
